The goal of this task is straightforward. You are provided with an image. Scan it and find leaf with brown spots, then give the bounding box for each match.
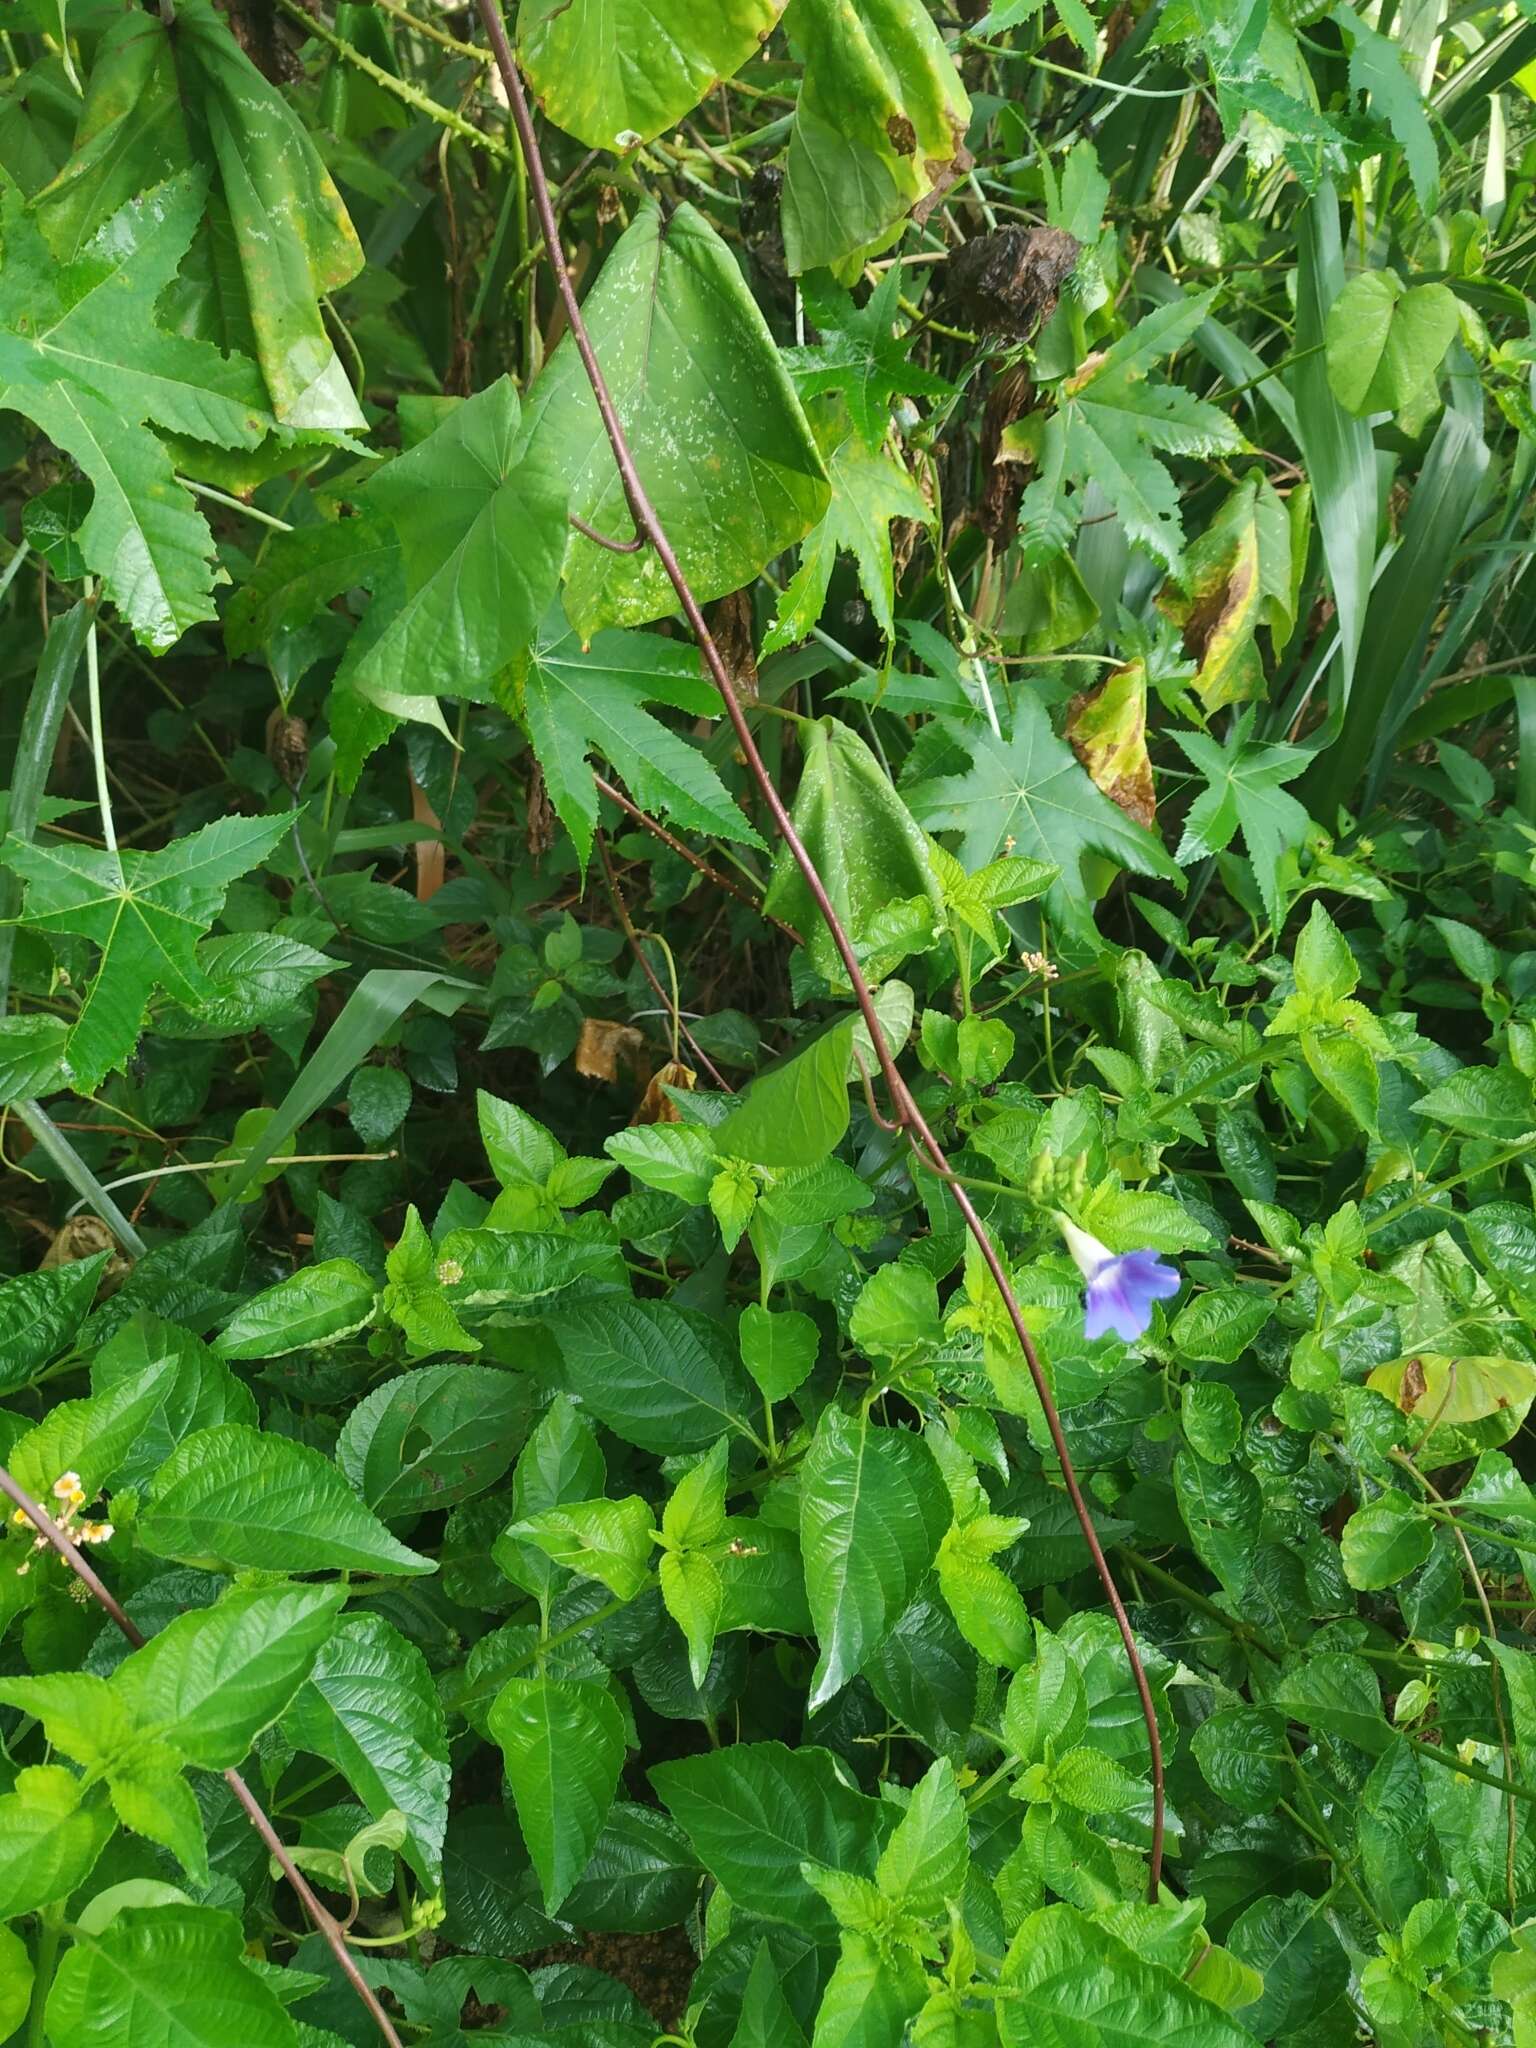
[1066,661,1157,828]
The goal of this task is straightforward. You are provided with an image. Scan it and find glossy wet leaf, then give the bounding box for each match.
[284,1613,451,1886]
[763,718,942,986]
[800,1403,951,1709]
[489,1676,627,1913]
[344,379,568,717]
[138,1423,435,1575]
[101,1590,332,1777]
[336,1362,533,1519]
[652,1740,890,1940]
[46,1903,299,2048]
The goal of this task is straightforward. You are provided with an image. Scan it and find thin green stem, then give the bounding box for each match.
[28,1905,64,2048]
[84,605,115,859]
[273,0,515,166]
[175,473,296,533]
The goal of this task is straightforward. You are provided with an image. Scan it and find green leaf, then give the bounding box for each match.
[0,1925,32,2040]
[787,270,953,452]
[660,1548,725,1688]
[1191,1705,1290,1816]
[1340,1488,1433,1589]
[344,379,567,715]
[763,431,931,658]
[781,0,971,275]
[651,1740,890,1940]
[1,812,291,1090]
[800,1403,951,1709]
[8,1352,177,1502]
[908,698,1182,946]
[1325,271,1460,416]
[519,200,827,634]
[336,1363,532,1519]
[1227,1893,1351,2041]
[503,1495,656,1601]
[874,1758,968,1915]
[1333,4,1438,213]
[545,1298,759,1452]
[1180,1381,1243,1464]
[0,1013,71,1103]
[213,1260,378,1360]
[112,1581,346,1768]
[848,1262,943,1363]
[0,1672,135,1772]
[739,1303,820,1403]
[0,172,269,649]
[0,1765,114,1919]
[935,1513,1032,1667]
[1170,1287,1274,1366]
[561,1802,702,1934]
[813,1932,928,2047]
[1291,187,1377,718]
[478,1090,564,1188]
[138,1423,435,1576]
[712,1016,858,1170]
[46,1903,299,2048]
[1173,1449,1262,1596]
[378,1205,478,1357]
[0,1251,108,1392]
[489,1676,627,1913]
[1000,1903,1254,2047]
[222,513,395,660]
[731,1942,809,2048]
[1005,294,1245,571]
[38,0,365,428]
[511,609,765,869]
[1412,1067,1536,1141]
[1004,1625,1087,1765]
[761,719,942,988]
[493,1395,608,1599]
[109,1766,208,1887]
[663,1435,731,1551]
[90,1314,257,1491]
[1170,718,1310,931]
[284,1613,451,1887]
[347,1064,411,1145]
[518,0,786,148]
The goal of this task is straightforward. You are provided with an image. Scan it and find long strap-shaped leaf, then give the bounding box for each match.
[470,0,1169,1898]
[221,966,474,1201]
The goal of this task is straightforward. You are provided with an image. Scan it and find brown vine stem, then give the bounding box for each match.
[473,0,1167,1895]
[594,828,734,1094]
[0,1464,406,2048]
[592,772,802,943]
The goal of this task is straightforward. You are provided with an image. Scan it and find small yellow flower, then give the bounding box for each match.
[53,1472,85,1505]
[435,1258,465,1288]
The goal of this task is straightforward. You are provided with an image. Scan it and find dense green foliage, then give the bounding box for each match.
[3,0,1536,2043]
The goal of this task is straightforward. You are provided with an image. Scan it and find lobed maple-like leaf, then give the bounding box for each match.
[0,171,270,649]
[507,611,766,869]
[1171,716,1311,931]
[1,813,291,1091]
[786,270,954,453]
[907,696,1182,944]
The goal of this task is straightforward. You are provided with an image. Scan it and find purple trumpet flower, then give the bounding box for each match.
[1057,1216,1180,1342]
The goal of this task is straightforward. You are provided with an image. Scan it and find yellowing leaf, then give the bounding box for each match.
[1066,660,1155,827]
[1367,1354,1536,1429]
